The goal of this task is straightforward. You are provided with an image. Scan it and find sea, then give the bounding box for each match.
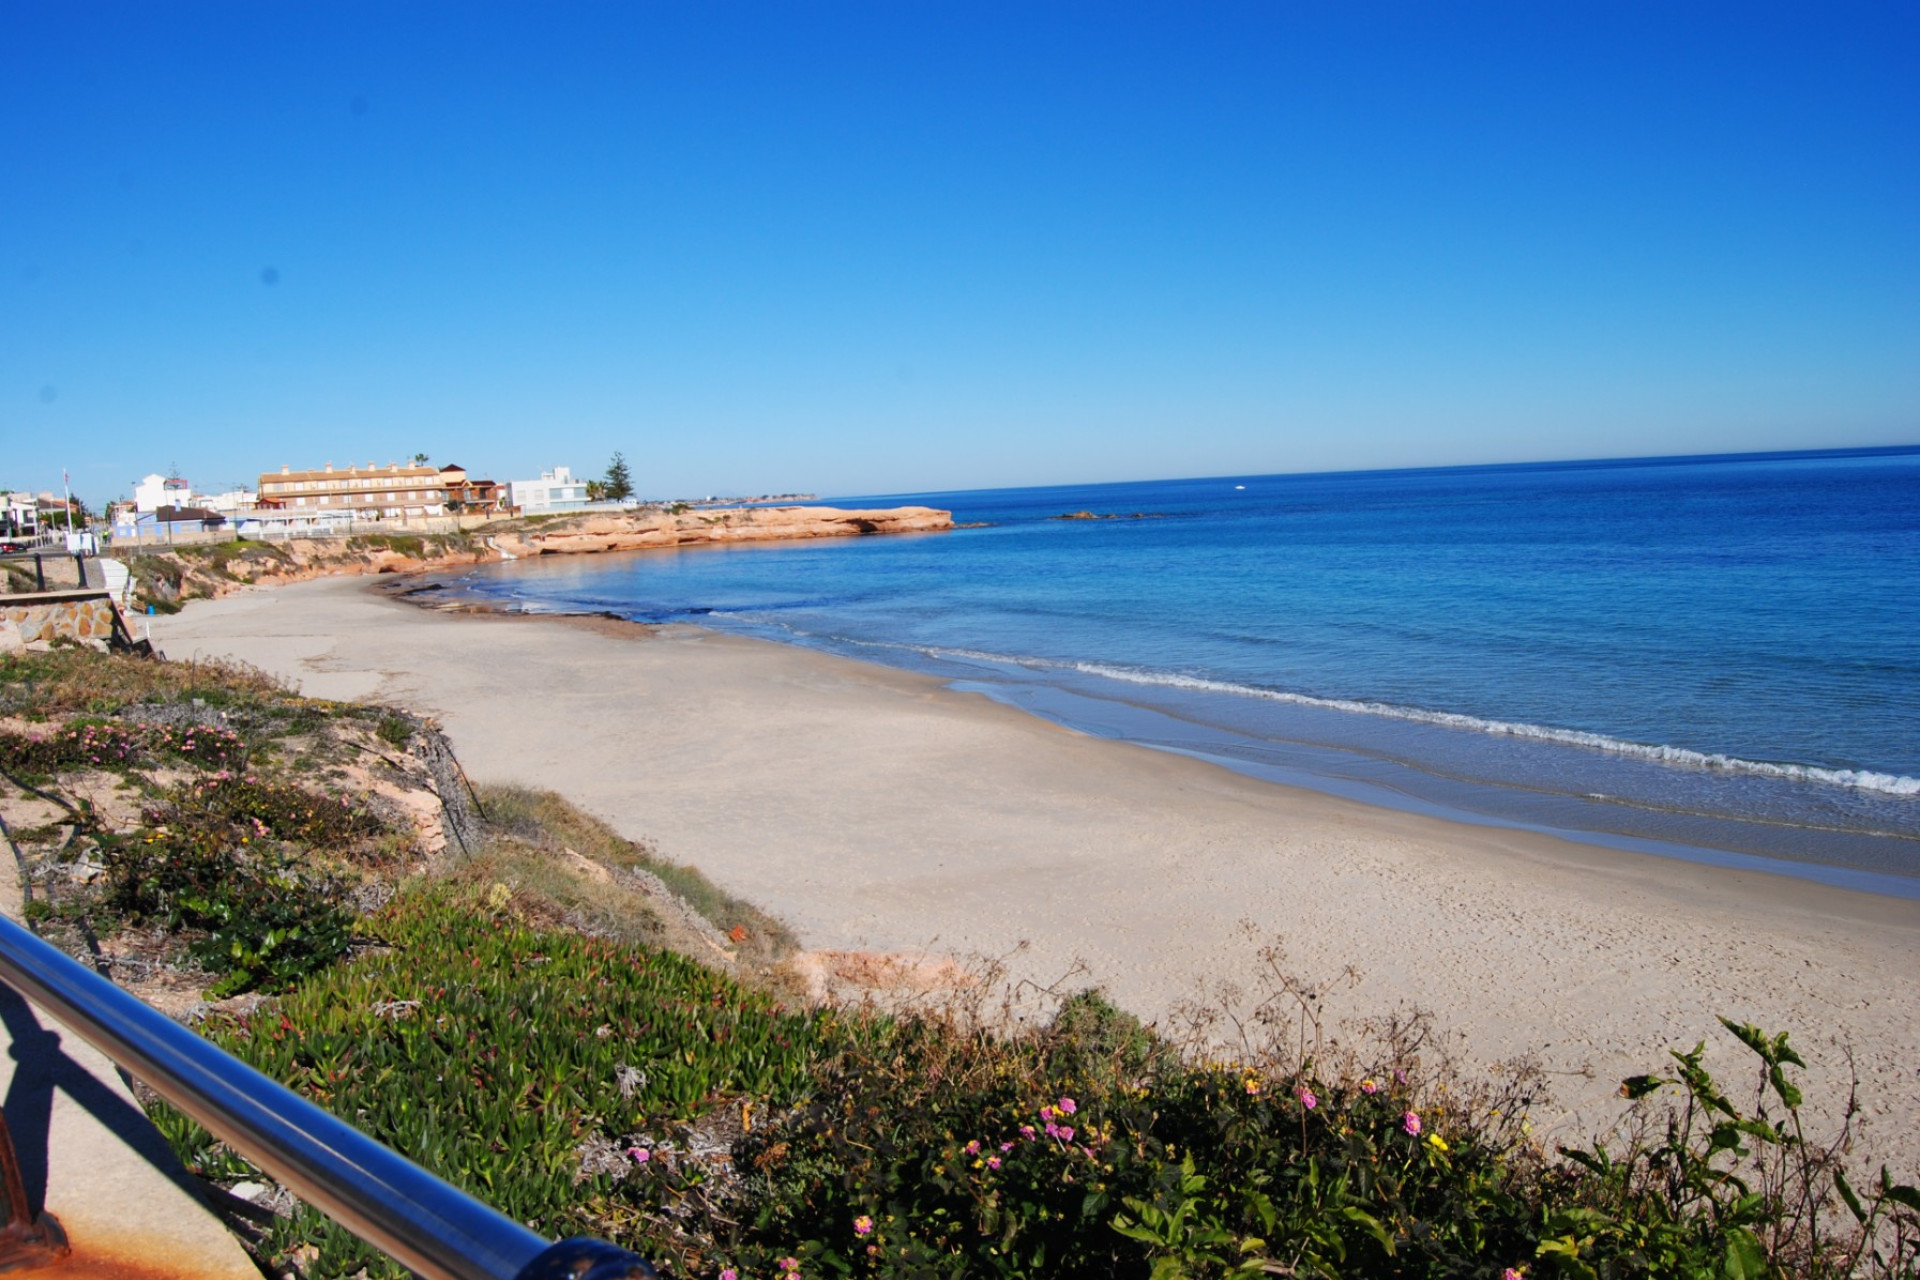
[442,446,1920,898]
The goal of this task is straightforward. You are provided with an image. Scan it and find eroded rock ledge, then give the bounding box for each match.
[125,505,953,605]
[490,504,953,558]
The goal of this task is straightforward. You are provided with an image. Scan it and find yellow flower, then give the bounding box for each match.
[1426,1133,1449,1153]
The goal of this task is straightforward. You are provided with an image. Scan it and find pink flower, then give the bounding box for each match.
[1057,1096,1077,1115]
[626,1146,650,1163]
[1019,1124,1036,1140]
[1501,1269,1524,1280]
[1057,1126,1074,1142]
[720,1271,738,1280]
[987,1156,1002,1170]
[1044,1122,1061,1139]
[1000,1141,1014,1152]
[1360,1079,1379,1095]
[1039,1105,1056,1121]
[963,1140,981,1155]
[1403,1111,1422,1136]
[854,1215,874,1236]
[778,1259,800,1275]
[1299,1087,1318,1110]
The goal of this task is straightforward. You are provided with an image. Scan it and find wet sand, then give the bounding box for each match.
[154,577,1920,1172]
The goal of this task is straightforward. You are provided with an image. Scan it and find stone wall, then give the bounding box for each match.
[0,590,125,650]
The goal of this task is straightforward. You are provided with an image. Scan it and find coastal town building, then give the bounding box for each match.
[112,497,233,538]
[133,473,194,513]
[257,463,450,520]
[438,463,507,512]
[508,466,591,514]
[114,475,258,543]
[199,487,259,515]
[2,493,37,538]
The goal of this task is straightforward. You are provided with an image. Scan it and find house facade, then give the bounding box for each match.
[2,493,37,538]
[133,473,194,513]
[437,464,506,512]
[256,463,449,519]
[508,466,590,514]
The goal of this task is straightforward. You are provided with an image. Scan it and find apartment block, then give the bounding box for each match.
[257,463,449,518]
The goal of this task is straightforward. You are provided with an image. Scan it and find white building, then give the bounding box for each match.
[200,488,259,515]
[133,473,194,513]
[3,492,36,538]
[508,466,591,514]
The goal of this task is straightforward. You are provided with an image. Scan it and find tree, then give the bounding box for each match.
[603,451,633,502]
[42,497,90,530]
[585,480,607,501]
[412,452,430,466]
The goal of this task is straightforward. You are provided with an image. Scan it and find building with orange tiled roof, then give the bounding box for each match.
[256,462,450,519]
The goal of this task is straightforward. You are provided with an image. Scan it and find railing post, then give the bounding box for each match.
[0,1112,67,1268]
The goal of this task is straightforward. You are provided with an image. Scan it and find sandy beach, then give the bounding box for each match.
[152,576,1920,1173]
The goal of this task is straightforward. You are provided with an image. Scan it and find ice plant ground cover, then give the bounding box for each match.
[161,892,1920,1280]
[2,647,1917,1278]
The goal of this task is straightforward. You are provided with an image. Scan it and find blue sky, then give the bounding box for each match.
[4,2,1916,506]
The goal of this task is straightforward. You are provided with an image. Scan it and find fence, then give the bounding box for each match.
[107,511,514,550]
[0,552,96,596]
[0,915,655,1279]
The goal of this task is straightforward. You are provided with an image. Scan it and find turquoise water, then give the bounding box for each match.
[449,446,1920,895]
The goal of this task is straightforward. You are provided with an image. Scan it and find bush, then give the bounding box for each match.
[1543,1022,1920,1279]
[375,714,413,747]
[0,719,247,777]
[97,775,378,994]
[158,886,834,1278]
[712,1000,1541,1280]
[0,647,284,716]
[152,885,1920,1280]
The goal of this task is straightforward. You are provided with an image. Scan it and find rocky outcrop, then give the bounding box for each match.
[125,506,952,606]
[126,537,496,605]
[488,505,952,558]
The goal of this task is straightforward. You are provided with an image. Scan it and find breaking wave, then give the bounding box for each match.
[1067,662,1920,798]
[667,615,1920,801]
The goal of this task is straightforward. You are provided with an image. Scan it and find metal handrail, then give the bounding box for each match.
[0,915,653,1280]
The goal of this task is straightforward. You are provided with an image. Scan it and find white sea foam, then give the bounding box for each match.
[713,620,1920,801]
[1067,662,1920,798]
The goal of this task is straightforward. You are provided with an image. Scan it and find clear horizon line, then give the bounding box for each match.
[823,441,1920,504]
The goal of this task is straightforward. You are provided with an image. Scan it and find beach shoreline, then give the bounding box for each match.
[152,576,1920,1173]
[399,571,1920,901]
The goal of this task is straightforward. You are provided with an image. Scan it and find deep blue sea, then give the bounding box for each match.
[447,446,1920,896]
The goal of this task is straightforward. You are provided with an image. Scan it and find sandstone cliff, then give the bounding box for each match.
[125,505,952,607]
[488,504,952,557]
